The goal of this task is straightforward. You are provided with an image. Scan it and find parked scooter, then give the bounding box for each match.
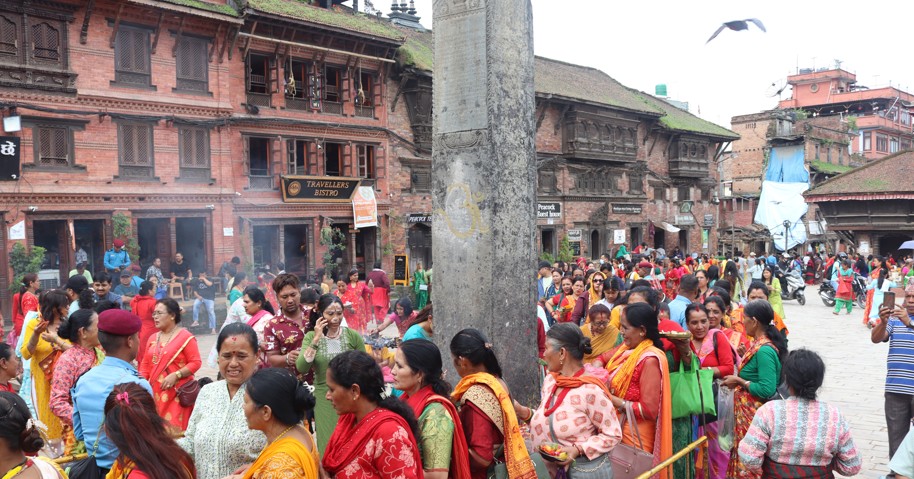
[819,273,867,308]
[781,269,806,305]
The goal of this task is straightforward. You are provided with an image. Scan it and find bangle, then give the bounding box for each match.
[175,370,183,379]
[525,406,534,422]
[574,444,584,457]
[286,354,294,367]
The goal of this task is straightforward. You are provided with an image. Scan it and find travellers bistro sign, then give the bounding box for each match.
[280,176,360,203]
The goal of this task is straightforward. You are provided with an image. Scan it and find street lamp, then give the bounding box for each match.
[782,220,791,253]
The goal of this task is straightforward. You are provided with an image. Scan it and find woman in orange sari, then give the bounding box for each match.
[20,289,72,456]
[862,255,884,325]
[450,328,538,479]
[396,339,472,479]
[602,302,673,479]
[139,298,202,430]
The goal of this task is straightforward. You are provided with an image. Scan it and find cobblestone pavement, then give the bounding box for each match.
[194,298,895,477]
[782,297,893,478]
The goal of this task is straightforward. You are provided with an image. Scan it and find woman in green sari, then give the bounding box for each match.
[296,294,365,456]
[414,262,429,310]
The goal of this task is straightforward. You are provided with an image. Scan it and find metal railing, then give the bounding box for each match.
[634,436,707,479]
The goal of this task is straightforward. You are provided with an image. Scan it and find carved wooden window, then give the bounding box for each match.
[245,136,273,189]
[286,139,309,174]
[537,168,557,194]
[30,22,59,62]
[323,65,343,114]
[114,26,152,86]
[0,14,16,57]
[175,36,208,93]
[285,60,310,101]
[678,186,691,202]
[324,142,342,177]
[410,167,430,192]
[178,126,210,180]
[354,71,376,118]
[117,122,154,178]
[628,174,643,194]
[653,185,666,201]
[356,144,375,178]
[246,53,270,94]
[35,125,71,167]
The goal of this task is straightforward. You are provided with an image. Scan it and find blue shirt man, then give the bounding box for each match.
[72,309,151,472]
[669,273,700,328]
[873,287,914,471]
[103,240,131,273]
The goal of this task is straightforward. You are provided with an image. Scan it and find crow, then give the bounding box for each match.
[706,18,767,44]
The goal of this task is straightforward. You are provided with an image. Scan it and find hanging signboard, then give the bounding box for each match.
[352,186,378,229]
[280,175,360,203]
[703,214,714,227]
[567,229,582,242]
[393,254,409,286]
[613,229,626,245]
[675,214,695,225]
[407,213,432,224]
[570,241,581,256]
[537,202,562,219]
[612,204,642,215]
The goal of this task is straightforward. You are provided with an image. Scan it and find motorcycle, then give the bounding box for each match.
[780,269,806,305]
[819,273,867,308]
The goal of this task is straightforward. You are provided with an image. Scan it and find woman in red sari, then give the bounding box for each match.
[395,339,471,479]
[139,298,202,431]
[336,268,374,333]
[602,302,673,479]
[664,259,685,301]
[545,276,585,324]
[706,291,750,356]
[323,350,423,479]
[132,281,158,362]
[10,273,39,345]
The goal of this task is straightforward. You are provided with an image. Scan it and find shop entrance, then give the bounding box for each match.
[253,225,280,272]
[880,233,914,259]
[678,230,690,252]
[653,229,666,250]
[137,218,171,271]
[355,226,377,278]
[33,219,106,284]
[176,218,207,275]
[408,224,432,274]
[283,224,310,279]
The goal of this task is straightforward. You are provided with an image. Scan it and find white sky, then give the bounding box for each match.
[381,0,914,130]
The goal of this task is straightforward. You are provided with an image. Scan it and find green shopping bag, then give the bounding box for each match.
[670,356,716,419]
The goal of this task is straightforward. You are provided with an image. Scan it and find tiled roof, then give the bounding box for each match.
[246,0,405,42]
[534,57,660,115]
[805,150,914,197]
[636,92,740,140]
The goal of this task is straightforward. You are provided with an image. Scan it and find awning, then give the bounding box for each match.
[659,222,681,233]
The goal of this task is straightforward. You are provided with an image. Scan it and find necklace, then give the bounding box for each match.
[1,458,29,479]
[151,327,178,364]
[271,424,296,444]
[325,327,342,340]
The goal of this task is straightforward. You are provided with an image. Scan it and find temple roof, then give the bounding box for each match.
[805,150,914,199]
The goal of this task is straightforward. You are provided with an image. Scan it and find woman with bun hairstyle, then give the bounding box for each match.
[603,302,673,479]
[322,350,423,479]
[0,392,67,478]
[450,328,538,479]
[104,382,195,479]
[394,339,471,479]
[515,323,621,478]
[721,299,788,479]
[738,348,861,477]
[295,294,365,455]
[236,368,318,479]
[49,309,102,434]
[20,289,72,456]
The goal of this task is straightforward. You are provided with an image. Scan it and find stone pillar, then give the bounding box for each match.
[431,0,538,401]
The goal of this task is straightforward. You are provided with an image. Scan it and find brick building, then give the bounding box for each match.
[388,31,738,267]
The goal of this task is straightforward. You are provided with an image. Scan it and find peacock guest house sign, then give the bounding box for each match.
[280,176,361,203]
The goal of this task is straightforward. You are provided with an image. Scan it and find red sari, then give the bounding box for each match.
[131,294,157,361]
[323,408,423,479]
[338,281,373,333]
[138,328,201,430]
[402,386,472,479]
[11,291,38,341]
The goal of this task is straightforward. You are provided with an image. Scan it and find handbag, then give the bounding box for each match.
[488,444,550,479]
[66,425,104,479]
[669,353,716,419]
[176,377,201,407]
[609,402,655,479]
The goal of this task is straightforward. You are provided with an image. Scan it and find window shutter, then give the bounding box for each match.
[342,67,351,102]
[374,145,385,180]
[31,22,60,62]
[0,14,17,56]
[307,141,319,175]
[372,74,382,107]
[309,63,322,110]
[243,137,250,174]
[271,138,282,180]
[342,144,353,177]
[176,37,208,91]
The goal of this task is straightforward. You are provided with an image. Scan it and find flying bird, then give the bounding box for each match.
[706,18,767,44]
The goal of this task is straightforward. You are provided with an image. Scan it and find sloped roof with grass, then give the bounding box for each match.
[636,92,739,140]
[156,0,240,16]
[533,57,660,115]
[246,0,405,42]
[396,27,433,72]
[805,150,914,198]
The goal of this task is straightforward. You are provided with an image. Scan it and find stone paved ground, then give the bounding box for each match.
[782,297,892,478]
[194,298,895,477]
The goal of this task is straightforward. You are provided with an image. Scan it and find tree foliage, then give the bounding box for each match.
[9,243,46,292]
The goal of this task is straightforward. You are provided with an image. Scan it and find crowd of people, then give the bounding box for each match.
[0,243,905,479]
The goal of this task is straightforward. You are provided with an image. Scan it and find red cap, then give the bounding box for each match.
[97,309,142,336]
[113,239,125,248]
[638,261,652,269]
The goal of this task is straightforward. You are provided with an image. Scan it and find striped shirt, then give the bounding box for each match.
[886,315,914,395]
[739,398,861,475]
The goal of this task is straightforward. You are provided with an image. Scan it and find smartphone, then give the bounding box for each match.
[883,291,896,310]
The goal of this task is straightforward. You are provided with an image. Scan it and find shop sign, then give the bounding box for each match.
[570,242,581,256]
[280,175,360,203]
[352,186,378,229]
[537,202,562,219]
[393,254,409,286]
[675,214,695,225]
[612,204,642,215]
[407,213,432,224]
[703,214,714,227]
[613,229,626,245]
[567,229,582,242]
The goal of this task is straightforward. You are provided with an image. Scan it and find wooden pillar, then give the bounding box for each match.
[279,224,286,269]
[349,230,358,272]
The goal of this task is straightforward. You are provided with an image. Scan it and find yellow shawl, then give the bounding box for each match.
[581,322,620,363]
[452,372,537,479]
[588,272,607,306]
[243,435,318,479]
